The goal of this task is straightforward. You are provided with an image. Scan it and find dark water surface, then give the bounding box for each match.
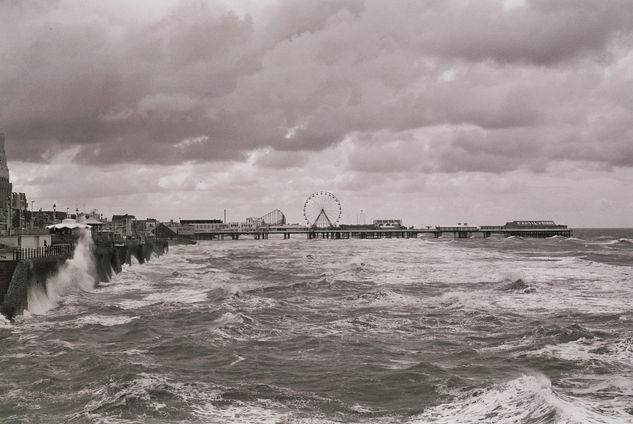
[1,229,632,423]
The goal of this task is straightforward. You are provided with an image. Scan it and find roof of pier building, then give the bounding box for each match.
[180,219,223,224]
[504,220,559,229]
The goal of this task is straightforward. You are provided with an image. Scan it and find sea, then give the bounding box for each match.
[1,229,632,423]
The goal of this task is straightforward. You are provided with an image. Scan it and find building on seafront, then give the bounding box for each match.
[133,218,159,237]
[0,133,41,233]
[11,192,29,229]
[32,210,68,229]
[0,133,13,233]
[95,214,160,240]
[108,214,136,239]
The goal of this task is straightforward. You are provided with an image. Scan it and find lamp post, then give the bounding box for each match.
[53,204,57,225]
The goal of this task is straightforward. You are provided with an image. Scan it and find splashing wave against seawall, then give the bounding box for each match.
[1,228,632,423]
[26,231,97,316]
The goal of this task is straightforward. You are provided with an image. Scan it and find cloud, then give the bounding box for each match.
[1,0,632,173]
[1,1,633,228]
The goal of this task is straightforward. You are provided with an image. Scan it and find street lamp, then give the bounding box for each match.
[53,204,57,225]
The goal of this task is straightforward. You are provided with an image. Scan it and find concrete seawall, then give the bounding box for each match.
[0,238,168,320]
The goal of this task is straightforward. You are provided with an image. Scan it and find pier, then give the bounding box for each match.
[184,225,572,241]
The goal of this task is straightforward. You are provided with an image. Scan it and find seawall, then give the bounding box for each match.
[0,238,168,320]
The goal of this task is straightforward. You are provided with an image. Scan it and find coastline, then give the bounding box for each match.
[0,237,169,321]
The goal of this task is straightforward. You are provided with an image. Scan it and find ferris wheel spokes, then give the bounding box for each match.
[303,191,341,228]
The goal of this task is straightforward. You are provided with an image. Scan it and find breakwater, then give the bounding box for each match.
[0,235,168,320]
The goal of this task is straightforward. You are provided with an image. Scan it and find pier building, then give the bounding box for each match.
[179,219,223,232]
[373,219,404,228]
[503,220,567,230]
[178,210,288,239]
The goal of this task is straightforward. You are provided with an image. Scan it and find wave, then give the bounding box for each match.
[499,278,536,293]
[596,238,633,246]
[80,372,334,424]
[73,314,138,328]
[79,373,222,422]
[520,337,633,367]
[433,289,502,311]
[212,311,250,327]
[529,323,605,344]
[410,374,628,423]
[27,231,97,315]
[342,289,421,308]
[0,314,11,329]
[564,237,586,242]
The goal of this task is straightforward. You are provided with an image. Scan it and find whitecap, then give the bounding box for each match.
[0,315,13,329]
[73,314,138,327]
[213,311,245,326]
[409,374,628,423]
[565,237,586,242]
[228,354,245,367]
[342,289,421,308]
[522,337,633,367]
[142,287,208,304]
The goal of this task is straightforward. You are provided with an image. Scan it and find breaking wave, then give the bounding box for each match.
[26,231,96,315]
[411,374,629,423]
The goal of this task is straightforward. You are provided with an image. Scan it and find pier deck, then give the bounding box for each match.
[185,226,573,240]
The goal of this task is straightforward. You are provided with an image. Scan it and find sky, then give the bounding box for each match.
[1,0,632,227]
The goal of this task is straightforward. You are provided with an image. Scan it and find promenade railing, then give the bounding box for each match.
[12,244,73,262]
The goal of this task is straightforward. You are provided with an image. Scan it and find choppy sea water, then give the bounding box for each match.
[1,229,632,423]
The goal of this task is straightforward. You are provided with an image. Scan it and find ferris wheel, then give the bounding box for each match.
[303,191,342,228]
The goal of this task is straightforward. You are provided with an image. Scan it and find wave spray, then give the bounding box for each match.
[27,230,97,315]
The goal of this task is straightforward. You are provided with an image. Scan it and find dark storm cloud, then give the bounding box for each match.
[419,0,633,65]
[1,0,632,173]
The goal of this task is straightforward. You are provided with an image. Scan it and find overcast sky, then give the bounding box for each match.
[1,0,632,227]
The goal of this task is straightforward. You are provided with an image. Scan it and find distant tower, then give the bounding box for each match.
[0,133,12,231]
